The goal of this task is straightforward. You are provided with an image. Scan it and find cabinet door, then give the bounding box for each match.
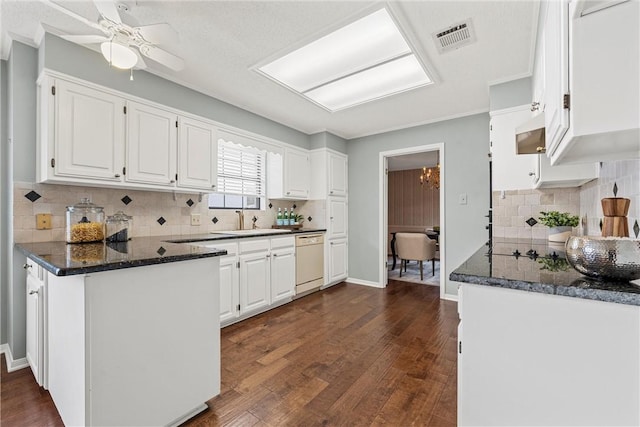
[543,0,570,157]
[328,239,348,283]
[284,148,310,199]
[239,252,270,314]
[126,101,177,186]
[490,108,537,190]
[55,79,124,181]
[26,270,43,386]
[178,117,218,191]
[328,197,347,239]
[328,152,347,197]
[219,256,239,324]
[270,248,295,303]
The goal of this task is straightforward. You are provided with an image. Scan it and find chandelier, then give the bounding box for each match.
[420,164,440,189]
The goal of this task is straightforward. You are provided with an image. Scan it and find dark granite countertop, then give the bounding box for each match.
[16,228,326,277]
[450,238,640,306]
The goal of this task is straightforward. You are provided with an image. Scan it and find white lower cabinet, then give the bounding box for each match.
[217,243,239,324]
[25,257,47,387]
[239,251,271,315]
[270,247,295,303]
[458,283,640,426]
[328,238,348,284]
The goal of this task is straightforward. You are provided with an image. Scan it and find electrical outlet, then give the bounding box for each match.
[190,214,201,226]
[36,213,52,230]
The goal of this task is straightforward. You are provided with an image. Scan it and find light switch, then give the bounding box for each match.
[36,213,52,230]
[459,193,468,205]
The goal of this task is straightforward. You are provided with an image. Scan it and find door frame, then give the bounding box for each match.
[378,143,446,299]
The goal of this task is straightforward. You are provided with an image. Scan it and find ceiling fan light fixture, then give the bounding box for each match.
[100,41,138,69]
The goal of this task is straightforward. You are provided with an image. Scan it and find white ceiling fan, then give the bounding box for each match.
[42,0,185,71]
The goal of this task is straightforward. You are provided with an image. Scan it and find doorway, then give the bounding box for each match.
[378,144,445,298]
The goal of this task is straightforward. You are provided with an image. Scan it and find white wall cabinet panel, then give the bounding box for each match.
[328,197,347,239]
[283,147,310,199]
[328,239,348,283]
[270,247,295,303]
[239,252,270,315]
[543,0,570,155]
[178,117,218,191]
[458,283,640,426]
[219,256,239,324]
[328,152,348,197]
[54,79,124,181]
[25,258,46,387]
[125,101,177,186]
[490,107,537,191]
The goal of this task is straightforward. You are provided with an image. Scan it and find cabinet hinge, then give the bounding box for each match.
[563,94,570,109]
[50,158,55,168]
[490,124,492,131]
[237,304,241,311]
[122,166,126,176]
[175,121,178,128]
[236,261,240,269]
[123,106,127,114]
[51,86,55,96]
[175,173,178,181]
[459,341,462,354]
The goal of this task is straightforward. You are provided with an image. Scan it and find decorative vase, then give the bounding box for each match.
[548,226,572,243]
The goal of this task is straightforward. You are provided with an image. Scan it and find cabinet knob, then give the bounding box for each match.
[330,190,334,194]
[211,185,216,188]
[170,180,176,184]
[273,253,278,257]
[528,172,535,176]
[531,101,540,111]
[29,290,39,295]
[23,263,32,270]
[286,191,290,195]
[330,242,334,245]
[115,174,121,178]
[266,254,271,258]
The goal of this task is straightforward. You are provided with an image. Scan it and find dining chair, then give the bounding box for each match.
[395,232,437,280]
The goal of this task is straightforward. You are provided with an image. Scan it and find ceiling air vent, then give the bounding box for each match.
[432,19,476,53]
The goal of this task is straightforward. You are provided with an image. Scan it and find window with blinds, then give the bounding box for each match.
[209,139,266,210]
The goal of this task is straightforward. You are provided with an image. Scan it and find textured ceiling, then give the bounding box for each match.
[1,0,539,139]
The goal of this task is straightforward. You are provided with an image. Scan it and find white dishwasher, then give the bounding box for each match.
[295,234,324,297]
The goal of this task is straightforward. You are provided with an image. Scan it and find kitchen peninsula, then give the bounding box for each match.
[451,238,640,426]
[16,237,227,427]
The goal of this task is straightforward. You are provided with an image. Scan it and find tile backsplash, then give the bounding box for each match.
[492,188,580,239]
[580,160,640,237]
[13,181,325,243]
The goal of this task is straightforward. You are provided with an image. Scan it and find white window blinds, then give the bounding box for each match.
[217,139,266,196]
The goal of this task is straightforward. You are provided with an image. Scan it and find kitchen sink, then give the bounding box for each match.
[211,229,292,235]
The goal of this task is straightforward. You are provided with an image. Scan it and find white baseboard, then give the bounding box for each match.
[442,293,459,302]
[346,277,383,288]
[0,343,30,372]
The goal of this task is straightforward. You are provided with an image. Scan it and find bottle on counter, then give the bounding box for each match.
[284,208,289,226]
[290,207,295,224]
[277,207,283,226]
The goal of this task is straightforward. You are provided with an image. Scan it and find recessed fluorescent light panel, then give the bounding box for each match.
[256,8,433,112]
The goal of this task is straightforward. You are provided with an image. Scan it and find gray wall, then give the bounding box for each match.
[309,131,348,153]
[347,113,490,297]
[489,77,532,111]
[6,42,38,358]
[1,59,7,344]
[43,34,310,149]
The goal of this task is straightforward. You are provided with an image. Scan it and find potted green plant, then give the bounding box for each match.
[538,211,579,243]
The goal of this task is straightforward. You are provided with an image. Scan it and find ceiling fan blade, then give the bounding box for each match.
[135,23,179,45]
[61,34,110,44]
[40,0,106,33]
[133,49,147,70]
[140,45,185,71]
[94,0,122,24]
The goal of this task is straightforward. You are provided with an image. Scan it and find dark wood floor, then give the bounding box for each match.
[1,280,458,426]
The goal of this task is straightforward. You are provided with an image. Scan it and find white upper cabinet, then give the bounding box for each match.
[542,0,640,165]
[53,78,125,181]
[125,101,177,186]
[177,117,218,191]
[283,147,310,199]
[543,0,570,154]
[310,149,348,199]
[328,152,348,197]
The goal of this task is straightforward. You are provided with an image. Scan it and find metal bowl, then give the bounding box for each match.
[566,236,640,281]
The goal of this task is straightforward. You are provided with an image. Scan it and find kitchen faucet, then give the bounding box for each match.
[235,210,244,230]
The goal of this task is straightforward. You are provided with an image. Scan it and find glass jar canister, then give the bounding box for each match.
[65,198,105,243]
[106,211,132,242]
